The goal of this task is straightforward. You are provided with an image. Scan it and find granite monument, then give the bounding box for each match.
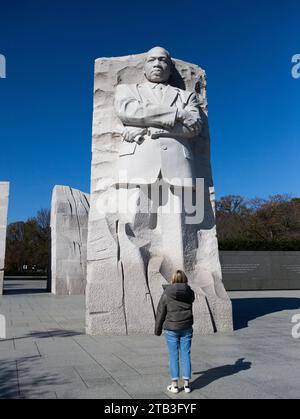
[86,47,233,335]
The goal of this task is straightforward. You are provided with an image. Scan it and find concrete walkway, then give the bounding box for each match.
[0,281,300,399]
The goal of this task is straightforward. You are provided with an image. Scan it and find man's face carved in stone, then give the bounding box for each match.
[144,47,172,83]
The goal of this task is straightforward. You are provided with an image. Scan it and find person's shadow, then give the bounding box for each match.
[191,358,252,390]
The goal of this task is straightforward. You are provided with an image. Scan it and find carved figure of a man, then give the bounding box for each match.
[115,46,202,188]
[114,47,203,275]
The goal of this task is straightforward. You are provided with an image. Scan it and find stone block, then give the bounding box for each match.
[0,182,9,295]
[51,185,89,295]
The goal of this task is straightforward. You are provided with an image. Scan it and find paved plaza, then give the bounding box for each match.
[0,280,300,399]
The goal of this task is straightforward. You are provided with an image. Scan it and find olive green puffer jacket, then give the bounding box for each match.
[155,283,195,336]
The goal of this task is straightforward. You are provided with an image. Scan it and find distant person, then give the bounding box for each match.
[155,270,195,393]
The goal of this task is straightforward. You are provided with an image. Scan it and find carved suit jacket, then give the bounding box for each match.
[114,82,202,187]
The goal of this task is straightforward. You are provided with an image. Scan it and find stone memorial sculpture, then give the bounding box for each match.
[0,182,9,295]
[51,185,90,295]
[86,47,233,335]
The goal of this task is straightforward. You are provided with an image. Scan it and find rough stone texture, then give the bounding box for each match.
[51,186,90,295]
[86,53,233,335]
[0,182,9,295]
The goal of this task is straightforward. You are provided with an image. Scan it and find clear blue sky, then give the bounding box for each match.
[0,0,299,223]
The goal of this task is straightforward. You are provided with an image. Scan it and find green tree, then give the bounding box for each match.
[216,195,300,250]
[5,209,50,274]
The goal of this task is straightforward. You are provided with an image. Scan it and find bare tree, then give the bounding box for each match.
[35,208,50,230]
[216,195,300,249]
[5,208,51,274]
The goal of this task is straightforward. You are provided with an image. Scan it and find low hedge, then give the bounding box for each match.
[4,271,48,277]
[218,240,300,251]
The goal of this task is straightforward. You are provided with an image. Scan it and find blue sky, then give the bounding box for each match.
[0,0,299,222]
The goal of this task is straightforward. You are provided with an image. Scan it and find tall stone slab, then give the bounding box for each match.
[51,185,90,295]
[86,51,233,335]
[0,182,9,295]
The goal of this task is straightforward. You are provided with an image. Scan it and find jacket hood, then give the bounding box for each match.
[164,283,194,303]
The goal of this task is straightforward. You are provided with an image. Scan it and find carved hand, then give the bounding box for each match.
[122,127,147,143]
[177,109,202,134]
[151,129,168,139]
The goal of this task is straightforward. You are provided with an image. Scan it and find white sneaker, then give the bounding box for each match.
[184,385,191,393]
[167,385,179,394]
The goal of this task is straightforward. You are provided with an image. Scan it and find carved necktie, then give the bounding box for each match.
[153,83,166,102]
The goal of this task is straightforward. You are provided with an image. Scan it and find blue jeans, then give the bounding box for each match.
[164,327,193,381]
